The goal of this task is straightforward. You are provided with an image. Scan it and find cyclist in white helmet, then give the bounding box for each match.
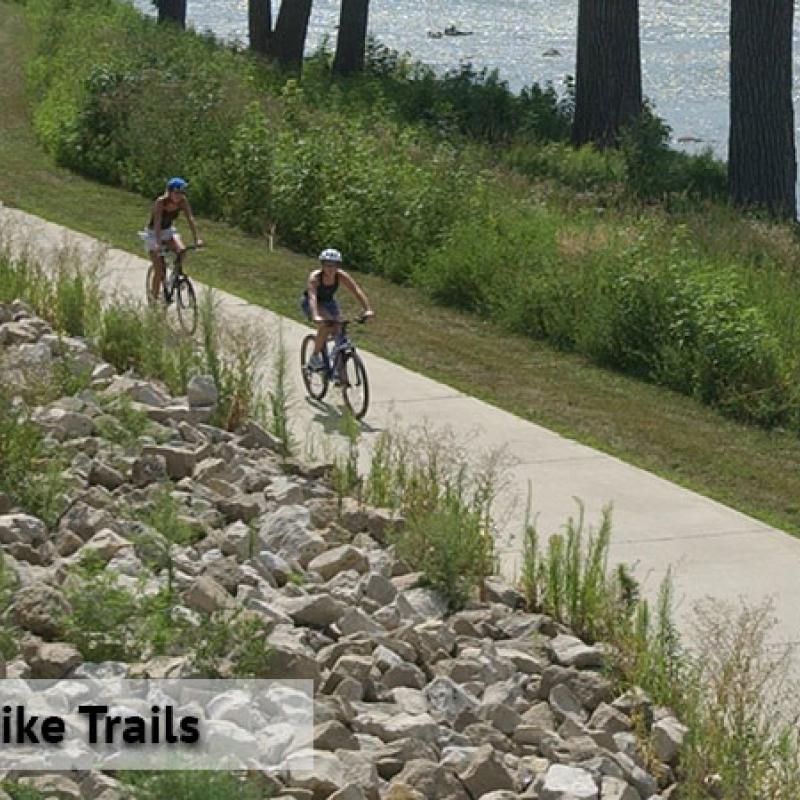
[301,248,374,370]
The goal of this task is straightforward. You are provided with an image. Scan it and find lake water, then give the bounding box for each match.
[132,0,800,162]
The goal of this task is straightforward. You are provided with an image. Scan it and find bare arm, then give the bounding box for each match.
[152,198,164,244]
[181,198,202,245]
[339,270,373,315]
[307,272,321,320]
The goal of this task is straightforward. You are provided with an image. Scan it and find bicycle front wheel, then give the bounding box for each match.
[341,352,369,420]
[175,278,197,335]
[301,334,329,401]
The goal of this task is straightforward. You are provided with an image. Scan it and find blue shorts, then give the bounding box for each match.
[300,294,340,321]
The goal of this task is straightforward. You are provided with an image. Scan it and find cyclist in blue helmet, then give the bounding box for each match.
[143,177,204,303]
[301,248,374,370]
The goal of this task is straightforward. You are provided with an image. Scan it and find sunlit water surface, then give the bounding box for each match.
[132,1,800,166]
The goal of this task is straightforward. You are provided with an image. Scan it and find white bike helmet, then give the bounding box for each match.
[319,248,343,263]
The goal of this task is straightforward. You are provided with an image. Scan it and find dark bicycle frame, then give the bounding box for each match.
[157,243,199,303]
[316,316,366,383]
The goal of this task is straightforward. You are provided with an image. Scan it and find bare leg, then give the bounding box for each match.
[149,250,165,302]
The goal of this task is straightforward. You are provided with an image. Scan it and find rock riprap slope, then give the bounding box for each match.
[0,299,687,799]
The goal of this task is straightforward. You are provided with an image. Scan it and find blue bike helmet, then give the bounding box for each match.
[166,177,188,193]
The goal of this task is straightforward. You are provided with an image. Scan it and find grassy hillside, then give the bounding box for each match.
[3,0,800,537]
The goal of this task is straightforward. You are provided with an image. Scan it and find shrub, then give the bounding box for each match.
[395,505,493,612]
[0,389,66,526]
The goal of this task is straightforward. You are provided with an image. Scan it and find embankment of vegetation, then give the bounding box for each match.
[22,0,800,432]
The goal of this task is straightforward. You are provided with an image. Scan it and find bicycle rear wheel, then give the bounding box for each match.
[341,352,369,420]
[175,277,197,334]
[301,334,329,401]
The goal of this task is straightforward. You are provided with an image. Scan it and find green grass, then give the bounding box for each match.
[3,0,800,537]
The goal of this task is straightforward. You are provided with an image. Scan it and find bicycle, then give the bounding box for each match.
[300,315,370,420]
[141,237,202,335]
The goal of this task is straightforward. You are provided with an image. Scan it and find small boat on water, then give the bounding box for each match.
[427,30,443,39]
[444,24,473,36]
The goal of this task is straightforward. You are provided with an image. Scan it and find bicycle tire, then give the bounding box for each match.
[145,264,158,307]
[175,277,198,335]
[301,334,329,401]
[341,352,369,420]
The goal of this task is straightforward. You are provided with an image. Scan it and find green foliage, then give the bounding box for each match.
[396,504,493,612]
[96,393,151,447]
[19,0,798,435]
[619,105,727,202]
[199,290,262,431]
[363,425,501,611]
[135,485,200,592]
[0,389,66,526]
[520,502,642,645]
[98,301,202,395]
[123,771,267,800]
[1,782,49,800]
[267,323,294,457]
[0,552,21,660]
[62,564,150,661]
[62,560,271,675]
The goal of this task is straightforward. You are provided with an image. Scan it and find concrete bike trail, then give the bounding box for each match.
[3,204,800,683]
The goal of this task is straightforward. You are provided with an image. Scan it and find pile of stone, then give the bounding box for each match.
[0,300,688,800]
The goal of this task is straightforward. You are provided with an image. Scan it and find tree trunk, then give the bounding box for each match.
[572,0,642,148]
[729,0,796,219]
[269,0,313,71]
[332,0,370,76]
[249,0,272,55]
[154,0,186,28]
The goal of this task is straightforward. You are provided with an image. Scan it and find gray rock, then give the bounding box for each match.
[382,662,427,690]
[548,634,606,668]
[32,406,95,440]
[589,703,633,734]
[315,720,360,751]
[0,514,47,547]
[88,459,125,490]
[352,710,440,745]
[600,776,641,800]
[131,453,168,486]
[78,529,133,563]
[392,759,469,800]
[652,716,688,765]
[478,702,522,736]
[458,743,516,797]
[360,572,397,605]
[266,627,322,686]
[612,753,658,798]
[26,640,82,678]
[538,764,599,800]
[187,374,218,407]
[337,607,386,637]
[141,444,203,480]
[282,594,346,628]
[259,505,326,566]
[337,749,380,800]
[184,575,235,613]
[237,419,284,451]
[401,587,449,619]
[308,545,369,580]
[217,492,264,522]
[12,583,71,639]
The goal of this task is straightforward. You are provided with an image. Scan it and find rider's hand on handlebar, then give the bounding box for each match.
[195,239,205,249]
[313,315,325,324]
[361,309,375,322]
